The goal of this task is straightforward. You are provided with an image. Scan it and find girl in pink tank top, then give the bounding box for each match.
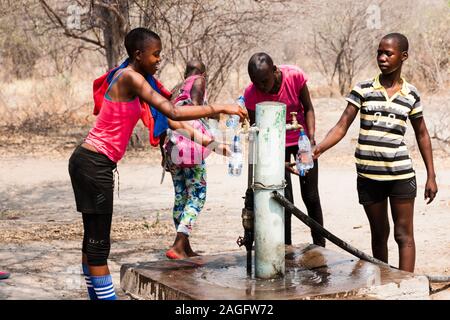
[85,69,141,163]
[68,28,247,301]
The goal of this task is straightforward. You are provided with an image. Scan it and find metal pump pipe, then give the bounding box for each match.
[237,107,302,278]
[237,125,256,276]
[253,102,287,279]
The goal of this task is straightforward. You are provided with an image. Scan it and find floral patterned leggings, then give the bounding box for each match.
[169,163,207,236]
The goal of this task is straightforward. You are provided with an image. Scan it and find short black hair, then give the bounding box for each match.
[382,33,409,52]
[248,52,274,78]
[124,28,161,60]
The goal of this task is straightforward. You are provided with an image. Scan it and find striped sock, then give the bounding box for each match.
[82,264,97,300]
[90,274,117,300]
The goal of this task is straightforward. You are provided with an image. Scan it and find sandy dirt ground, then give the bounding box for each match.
[0,97,449,300]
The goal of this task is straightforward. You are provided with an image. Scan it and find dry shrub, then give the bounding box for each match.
[404,7,450,93]
[0,75,93,135]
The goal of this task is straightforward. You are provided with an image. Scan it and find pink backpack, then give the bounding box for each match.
[166,75,213,167]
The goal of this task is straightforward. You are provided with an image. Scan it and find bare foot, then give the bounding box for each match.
[167,232,202,259]
[184,237,201,257]
[187,250,201,257]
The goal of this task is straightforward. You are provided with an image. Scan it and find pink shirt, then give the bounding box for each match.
[244,65,308,147]
[85,97,141,163]
[173,74,207,105]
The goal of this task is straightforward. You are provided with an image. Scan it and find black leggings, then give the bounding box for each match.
[82,213,113,266]
[285,145,325,247]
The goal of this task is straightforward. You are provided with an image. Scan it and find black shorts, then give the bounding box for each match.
[68,145,116,215]
[357,175,417,206]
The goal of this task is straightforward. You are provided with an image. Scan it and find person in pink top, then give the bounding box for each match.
[68,28,247,300]
[164,60,230,260]
[244,52,325,247]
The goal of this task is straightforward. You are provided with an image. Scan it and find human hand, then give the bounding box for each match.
[424,176,438,204]
[312,144,323,160]
[224,104,248,122]
[213,143,231,157]
[285,162,300,176]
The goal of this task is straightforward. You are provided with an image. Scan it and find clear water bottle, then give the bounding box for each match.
[295,128,314,176]
[226,96,245,129]
[228,135,243,176]
[208,118,220,138]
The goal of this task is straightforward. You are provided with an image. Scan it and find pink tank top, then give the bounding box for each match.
[174,74,207,105]
[167,75,212,167]
[85,70,141,163]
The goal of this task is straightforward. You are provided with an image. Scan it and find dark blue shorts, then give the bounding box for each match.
[357,175,417,206]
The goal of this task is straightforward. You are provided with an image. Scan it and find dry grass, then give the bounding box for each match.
[0,217,173,243]
[0,75,94,133]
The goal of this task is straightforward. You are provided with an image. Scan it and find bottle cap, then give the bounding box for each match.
[237,96,245,107]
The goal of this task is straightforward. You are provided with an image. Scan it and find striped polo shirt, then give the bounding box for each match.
[346,74,423,181]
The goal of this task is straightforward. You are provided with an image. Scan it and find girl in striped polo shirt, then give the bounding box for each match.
[313,33,438,272]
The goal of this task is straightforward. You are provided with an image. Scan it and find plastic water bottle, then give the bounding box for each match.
[295,128,314,176]
[208,118,220,138]
[226,96,245,129]
[228,135,243,176]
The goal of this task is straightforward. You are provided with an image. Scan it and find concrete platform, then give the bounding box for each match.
[120,244,430,300]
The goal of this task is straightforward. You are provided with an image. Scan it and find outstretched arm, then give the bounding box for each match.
[410,117,438,204]
[313,103,358,159]
[168,77,210,146]
[299,84,316,145]
[168,119,212,147]
[127,71,247,121]
[168,119,230,156]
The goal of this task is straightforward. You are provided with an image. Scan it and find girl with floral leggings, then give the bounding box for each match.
[165,60,229,259]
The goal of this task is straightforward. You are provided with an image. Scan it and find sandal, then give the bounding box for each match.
[165,249,183,260]
[0,271,10,280]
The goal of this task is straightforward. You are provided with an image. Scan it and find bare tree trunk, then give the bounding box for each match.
[102,13,121,69]
[37,0,131,70]
[98,0,130,69]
